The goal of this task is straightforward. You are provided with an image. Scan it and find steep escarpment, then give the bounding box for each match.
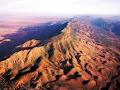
[0,22,77,89]
[0,21,68,60]
[0,20,120,90]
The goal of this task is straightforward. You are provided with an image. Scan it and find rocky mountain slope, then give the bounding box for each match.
[0,17,120,90]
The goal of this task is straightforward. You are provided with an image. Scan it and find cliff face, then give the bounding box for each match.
[0,18,120,90]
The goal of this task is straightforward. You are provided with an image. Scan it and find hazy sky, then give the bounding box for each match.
[0,0,120,16]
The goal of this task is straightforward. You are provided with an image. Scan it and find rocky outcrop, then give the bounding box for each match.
[17,39,40,49]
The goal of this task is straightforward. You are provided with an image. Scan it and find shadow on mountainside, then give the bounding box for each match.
[0,21,68,61]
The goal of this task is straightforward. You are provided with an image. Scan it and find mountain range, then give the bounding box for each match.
[0,16,120,90]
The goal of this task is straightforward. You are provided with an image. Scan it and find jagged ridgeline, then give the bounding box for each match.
[0,18,120,90]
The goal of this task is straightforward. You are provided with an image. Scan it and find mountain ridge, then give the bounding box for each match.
[0,18,120,90]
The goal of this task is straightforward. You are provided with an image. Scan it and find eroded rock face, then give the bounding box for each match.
[17,39,40,49]
[0,18,120,90]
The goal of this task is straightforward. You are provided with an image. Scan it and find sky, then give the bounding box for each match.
[0,0,120,16]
